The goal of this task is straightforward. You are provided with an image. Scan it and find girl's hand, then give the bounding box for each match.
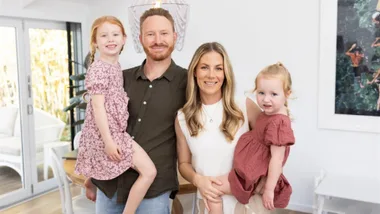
[262,189,275,210]
[193,174,224,211]
[104,141,121,161]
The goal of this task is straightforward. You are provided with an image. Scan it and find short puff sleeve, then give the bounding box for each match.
[85,61,110,95]
[264,116,295,146]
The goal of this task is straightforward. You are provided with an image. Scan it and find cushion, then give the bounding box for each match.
[0,134,9,138]
[0,107,18,136]
[13,113,21,137]
[35,125,64,143]
[0,137,44,156]
[14,108,64,138]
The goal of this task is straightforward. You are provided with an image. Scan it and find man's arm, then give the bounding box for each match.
[346,43,356,56]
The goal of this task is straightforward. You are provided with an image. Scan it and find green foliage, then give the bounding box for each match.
[335,54,378,115]
[335,0,380,116]
[63,53,91,127]
[354,0,374,30]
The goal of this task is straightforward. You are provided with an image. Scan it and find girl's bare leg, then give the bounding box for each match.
[122,141,157,214]
[84,178,97,201]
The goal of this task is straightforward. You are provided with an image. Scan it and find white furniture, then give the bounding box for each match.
[50,147,95,214]
[73,131,82,150]
[43,141,71,180]
[314,170,380,214]
[0,106,66,179]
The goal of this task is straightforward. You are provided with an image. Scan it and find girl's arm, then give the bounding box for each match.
[263,145,286,210]
[175,117,223,210]
[92,95,121,161]
[246,97,262,130]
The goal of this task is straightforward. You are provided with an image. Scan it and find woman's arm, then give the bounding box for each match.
[92,95,121,161]
[246,97,262,130]
[175,117,198,185]
[262,145,286,210]
[175,117,223,208]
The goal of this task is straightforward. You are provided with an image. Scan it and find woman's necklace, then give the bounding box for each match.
[202,101,221,123]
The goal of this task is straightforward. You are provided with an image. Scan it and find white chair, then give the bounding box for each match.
[50,147,95,214]
[72,131,86,197]
[73,131,82,150]
[313,170,379,214]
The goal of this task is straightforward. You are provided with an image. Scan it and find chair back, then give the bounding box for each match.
[73,131,82,150]
[50,147,74,214]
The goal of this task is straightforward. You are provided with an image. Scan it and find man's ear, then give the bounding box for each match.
[173,31,178,43]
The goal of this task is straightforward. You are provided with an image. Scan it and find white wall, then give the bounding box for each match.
[6,0,380,212]
[0,0,91,54]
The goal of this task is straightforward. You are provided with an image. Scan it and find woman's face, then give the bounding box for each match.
[195,51,225,101]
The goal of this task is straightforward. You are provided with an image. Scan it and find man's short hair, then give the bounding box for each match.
[140,8,175,33]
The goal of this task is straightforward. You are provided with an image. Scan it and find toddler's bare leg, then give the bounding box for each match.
[213,174,231,195]
[255,176,267,194]
[208,200,223,214]
[122,141,157,214]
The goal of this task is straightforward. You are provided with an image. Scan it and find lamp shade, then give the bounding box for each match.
[128,0,189,53]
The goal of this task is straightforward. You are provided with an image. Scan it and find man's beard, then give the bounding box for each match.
[143,43,175,61]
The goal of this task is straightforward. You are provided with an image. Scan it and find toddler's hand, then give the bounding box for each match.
[262,189,275,210]
[105,141,121,161]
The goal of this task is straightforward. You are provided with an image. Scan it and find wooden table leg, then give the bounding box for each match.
[171,196,184,214]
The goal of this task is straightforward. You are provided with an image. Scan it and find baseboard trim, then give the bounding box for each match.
[287,203,313,213]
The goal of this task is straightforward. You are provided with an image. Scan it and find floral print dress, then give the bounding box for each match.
[75,59,133,180]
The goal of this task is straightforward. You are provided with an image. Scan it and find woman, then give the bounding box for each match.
[175,42,270,214]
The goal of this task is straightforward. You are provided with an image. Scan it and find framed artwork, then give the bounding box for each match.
[318,0,380,133]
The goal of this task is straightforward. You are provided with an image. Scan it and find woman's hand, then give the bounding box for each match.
[262,188,275,210]
[104,141,121,161]
[193,174,224,211]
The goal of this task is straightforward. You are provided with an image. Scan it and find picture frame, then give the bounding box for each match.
[318,0,380,133]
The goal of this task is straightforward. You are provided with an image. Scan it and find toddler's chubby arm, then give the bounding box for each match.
[262,145,286,210]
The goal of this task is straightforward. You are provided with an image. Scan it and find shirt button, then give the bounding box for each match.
[143,101,147,105]
[131,136,135,139]
[149,85,153,88]
[138,118,141,122]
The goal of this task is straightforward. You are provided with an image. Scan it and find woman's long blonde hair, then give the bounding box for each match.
[182,42,244,142]
[89,16,126,63]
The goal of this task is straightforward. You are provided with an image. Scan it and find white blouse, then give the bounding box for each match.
[177,96,250,213]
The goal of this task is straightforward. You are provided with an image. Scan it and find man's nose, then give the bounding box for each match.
[154,34,162,44]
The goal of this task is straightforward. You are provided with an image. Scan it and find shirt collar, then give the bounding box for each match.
[135,59,177,81]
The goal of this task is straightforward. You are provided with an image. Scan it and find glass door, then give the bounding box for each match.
[23,20,72,194]
[0,18,74,208]
[0,18,33,208]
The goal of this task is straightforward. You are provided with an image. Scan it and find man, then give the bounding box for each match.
[345,43,364,89]
[92,8,187,214]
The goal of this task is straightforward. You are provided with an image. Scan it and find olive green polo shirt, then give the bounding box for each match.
[92,59,187,204]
